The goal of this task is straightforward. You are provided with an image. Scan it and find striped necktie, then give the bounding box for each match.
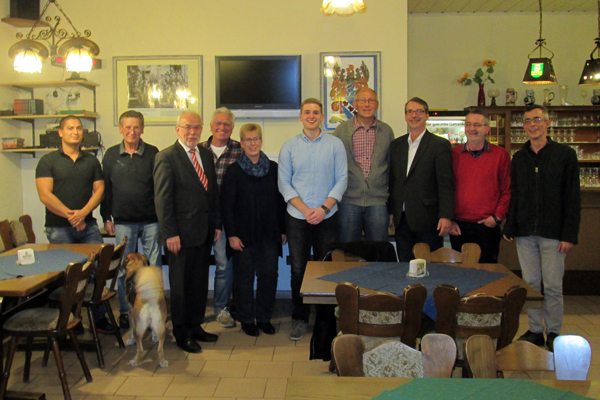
[189,148,208,190]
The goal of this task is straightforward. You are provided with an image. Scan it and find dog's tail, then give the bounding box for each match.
[135,267,164,304]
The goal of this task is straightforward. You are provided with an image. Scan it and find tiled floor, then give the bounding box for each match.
[4,296,600,400]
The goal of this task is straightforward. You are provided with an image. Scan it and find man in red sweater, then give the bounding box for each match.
[449,109,511,263]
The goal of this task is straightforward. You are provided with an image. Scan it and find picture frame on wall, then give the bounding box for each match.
[320,51,381,131]
[113,55,202,126]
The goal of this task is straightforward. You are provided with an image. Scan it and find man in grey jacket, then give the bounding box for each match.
[332,88,395,242]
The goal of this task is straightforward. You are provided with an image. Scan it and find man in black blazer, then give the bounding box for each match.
[389,97,454,262]
[154,112,221,353]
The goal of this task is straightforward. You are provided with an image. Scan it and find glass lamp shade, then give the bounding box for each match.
[13,49,43,73]
[65,48,93,72]
[579,58,600,85]
[523,57,557,85]
[321,0,366,16]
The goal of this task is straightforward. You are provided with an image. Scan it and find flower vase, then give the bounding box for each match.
[477,83,486,107]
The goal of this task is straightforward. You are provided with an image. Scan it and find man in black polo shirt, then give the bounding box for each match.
[36,115,114,333]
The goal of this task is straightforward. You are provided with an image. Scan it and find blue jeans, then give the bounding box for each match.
[213,226,233,314]
[516,236,566,335]
[115,222,162,314]
[337,203,390,242]
[46,223,106,321]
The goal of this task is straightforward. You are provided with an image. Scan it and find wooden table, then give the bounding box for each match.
[286,376,600,400]
[300,261,543,305]
[0,243,103,400]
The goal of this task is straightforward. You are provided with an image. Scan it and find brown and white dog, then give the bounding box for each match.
[123,253,168,367]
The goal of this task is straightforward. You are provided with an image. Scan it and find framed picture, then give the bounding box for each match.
[113,55,202,125]
[320,51,381,131]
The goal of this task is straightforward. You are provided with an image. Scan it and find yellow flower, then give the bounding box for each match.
[483,59,497,67]
[458,73,469,84]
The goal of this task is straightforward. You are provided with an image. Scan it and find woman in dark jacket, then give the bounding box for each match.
[221,123,287,336]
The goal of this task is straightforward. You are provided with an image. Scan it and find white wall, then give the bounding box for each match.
[408,12,596,110]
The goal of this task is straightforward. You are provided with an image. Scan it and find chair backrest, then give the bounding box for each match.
[554,335,591,380]
[9,220,28,247]
[363,340,424,378]
[434,284,527,359]
[0,219,14,251]
[88,243,115,303]
[19,214,35,243]
[331,334,365,377]
[57,258,94,330]
[421,333,457,378]
[322,241,398,263]
[336,282,427,349]
[413,243,481,266]
[496,340,554,376]
[464,335,499,378]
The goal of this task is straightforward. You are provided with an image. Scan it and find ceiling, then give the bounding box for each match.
[408,0,597,14]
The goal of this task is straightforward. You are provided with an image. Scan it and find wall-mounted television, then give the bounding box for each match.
[215,55,301,118]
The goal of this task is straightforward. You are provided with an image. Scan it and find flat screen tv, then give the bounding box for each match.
[215,55,301,118]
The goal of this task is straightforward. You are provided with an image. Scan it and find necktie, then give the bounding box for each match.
[189,148,208,190]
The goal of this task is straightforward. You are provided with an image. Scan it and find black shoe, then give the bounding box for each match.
[518,330,545,346]
[91,317,115,334]
[73,321,84,335]
[192,328,218,342]
[546,332,559,352]
[118,314,130,330]
[257,322,276,335]
[242,323,259,337]
[176,338,202,353]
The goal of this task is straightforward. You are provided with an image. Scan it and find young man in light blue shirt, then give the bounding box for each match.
[278,98,347,341]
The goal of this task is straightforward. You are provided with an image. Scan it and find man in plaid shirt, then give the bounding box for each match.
[200,108,242,328]
[332,88,395,242]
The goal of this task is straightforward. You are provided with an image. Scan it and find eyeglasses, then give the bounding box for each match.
[357,98,378,104]
[523,117,545,125]
[465,123,488,128]
[242,137,261,143]
[178,125,202,132]
[405,109,426,115]
[213,121,233,128]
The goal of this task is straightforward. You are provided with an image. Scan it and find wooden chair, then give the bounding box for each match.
[332,333,456,378]
[336,282,427,351]
[0,259,94,400]
[19,214,35,243]
[8,220,29,247]
[0,219,14,251]
[413,242,481,266]
[465,335,555,379]
[322,241,398,263]
[433,284,527,365]
[554,335,591,380]
[48,237,128,368]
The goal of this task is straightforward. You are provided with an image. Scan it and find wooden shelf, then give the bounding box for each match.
[0,111,99,120]
[0,80,99,91]
[1,18,49,28]
[2,147,99,154]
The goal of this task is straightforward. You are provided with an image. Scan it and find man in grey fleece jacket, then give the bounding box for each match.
[332,88,395,242]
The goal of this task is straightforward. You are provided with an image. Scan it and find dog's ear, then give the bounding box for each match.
[141,254,149,266]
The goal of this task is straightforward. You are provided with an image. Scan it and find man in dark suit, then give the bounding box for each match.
[389,97,454,262]
[154,111,221,353]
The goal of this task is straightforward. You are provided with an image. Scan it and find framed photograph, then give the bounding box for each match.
[113,55,202,125]
[320,51,381,131]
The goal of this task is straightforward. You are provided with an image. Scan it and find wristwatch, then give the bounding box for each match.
[321,205,331,215]
[492,215,502,225]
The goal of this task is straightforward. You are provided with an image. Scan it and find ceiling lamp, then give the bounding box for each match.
[7,0,100,75]
[321,0,366,16]
[523,0,557,85]
[579,0,600,85]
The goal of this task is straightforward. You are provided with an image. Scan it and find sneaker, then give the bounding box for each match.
[517,330,545,346]
[216,308,236,328]
[118,314,130,330]
[90,317,115,334]
[289,320,308,341]
[546,332,559,352]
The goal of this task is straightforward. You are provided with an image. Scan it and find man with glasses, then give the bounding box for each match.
[101,110,160,330]
[448,109,511,263]
[332,88,395,242]
[200,108,242,329]
[389,97,454,261]
[503,104,580,352]
[154,112,221,353]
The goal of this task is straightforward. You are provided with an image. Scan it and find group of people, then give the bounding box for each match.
[34,88,580,354]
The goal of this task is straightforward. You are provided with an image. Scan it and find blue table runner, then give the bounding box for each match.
[0,249,88,280]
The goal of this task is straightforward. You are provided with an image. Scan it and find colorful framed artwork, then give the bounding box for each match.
[113,55,202,125]
[320,51,381,131]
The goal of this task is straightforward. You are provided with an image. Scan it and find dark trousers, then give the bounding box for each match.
[168,243,210,342]
[286,213,338,322]
[450,220,501,263]
[394,212,443,262]
[232,238,279,324]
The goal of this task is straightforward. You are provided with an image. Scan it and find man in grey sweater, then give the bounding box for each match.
[332,88,395,242]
